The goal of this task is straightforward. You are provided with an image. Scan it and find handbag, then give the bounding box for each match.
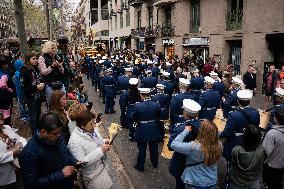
[49,81,63,90]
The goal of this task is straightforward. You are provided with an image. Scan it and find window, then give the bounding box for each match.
[227,0,243,30]
[165,6,171,24]
[148,7,153,29]
[137,10,141,29]
[115,16,117,29]
[126,10,130,27]
[191,0,200,33]
[120,13,123,28]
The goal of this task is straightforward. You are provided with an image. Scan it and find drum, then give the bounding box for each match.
[213,118,226,132]
[258,109,270,129]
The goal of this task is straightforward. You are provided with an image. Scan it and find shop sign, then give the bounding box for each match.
[162,39,174,46]
[183,37,209,46]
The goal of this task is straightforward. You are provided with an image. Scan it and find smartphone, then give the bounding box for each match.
[74,162,87,169]
[96,113,103,123]
[109,134,117,145]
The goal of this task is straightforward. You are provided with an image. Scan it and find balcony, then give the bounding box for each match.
[129,0,143,7]
[161,22,174,37]
[226,9,243,31]
[110,9,117,16]
[131,25,161,38]
[153,0,176,8]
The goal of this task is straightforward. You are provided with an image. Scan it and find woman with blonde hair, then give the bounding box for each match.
[38,41,65,105]
[49,90,69,142]
[171,120,222,189]
[68,102,87,134]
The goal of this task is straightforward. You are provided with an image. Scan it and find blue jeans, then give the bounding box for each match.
[18,97,28,119]
[45,84,66,106]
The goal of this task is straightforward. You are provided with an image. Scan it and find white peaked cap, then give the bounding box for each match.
[146,69,152,73]
[166,62,172,66]
[129,78,139,85]
[138,88,151,94]
[124,67,133,72]
[147,60,153,64]
[179,78,190,86]
[97,54,101,57]
[232,76,243,85]
[204,76,216,84]
[182,99,201,113]
[209,71,218,77]
[111,56,114,58]
[102,56,107,60]
[163,72,170,76]
[275,87,284,98]
[156,84,165,89]
[192,69,199,73]
[106,68,113,72]
[99,60,104,64]
[177,67,182,72]
[237,89,253,101]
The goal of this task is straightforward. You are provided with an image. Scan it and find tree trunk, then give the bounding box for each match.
[13,0,27,58]
[44,0,51,39]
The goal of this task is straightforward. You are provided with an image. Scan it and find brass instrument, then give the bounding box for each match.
[161,120,174,159]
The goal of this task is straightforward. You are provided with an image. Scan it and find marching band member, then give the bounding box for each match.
[210,71,225,97]
[118,68,133,127]
[170,78,194,125]
[169,99,202,189]
[159,72,175,97]
[101,69,117,114]
[220,89,260,161]
[198,76,221,121]
[132,88,161,172]
[126,78,141,141]
[141,70,158,88]
[222,76,243,118]
[190,69,204,102]
[269,87,284,126]
[151,84,171,140]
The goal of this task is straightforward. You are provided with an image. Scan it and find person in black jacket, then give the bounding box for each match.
[243,65,256,91]
[22,52,45,134]
[19,112,78,189]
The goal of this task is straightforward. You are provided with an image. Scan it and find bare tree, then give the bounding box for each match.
[13,0,27,57]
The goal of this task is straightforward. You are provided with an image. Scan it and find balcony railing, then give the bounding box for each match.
[110,9,117,16]
[131,25,161,38]
[161,22,174,37]
[129,0,143,7]
[226,9,243,31]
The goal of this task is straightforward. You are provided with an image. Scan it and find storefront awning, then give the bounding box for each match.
[266,33,284,50]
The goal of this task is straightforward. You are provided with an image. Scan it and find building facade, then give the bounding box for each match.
[108,0,135,49]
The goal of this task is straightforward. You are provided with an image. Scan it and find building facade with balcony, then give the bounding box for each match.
[108,0,135,49]
[127,0,283,91]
